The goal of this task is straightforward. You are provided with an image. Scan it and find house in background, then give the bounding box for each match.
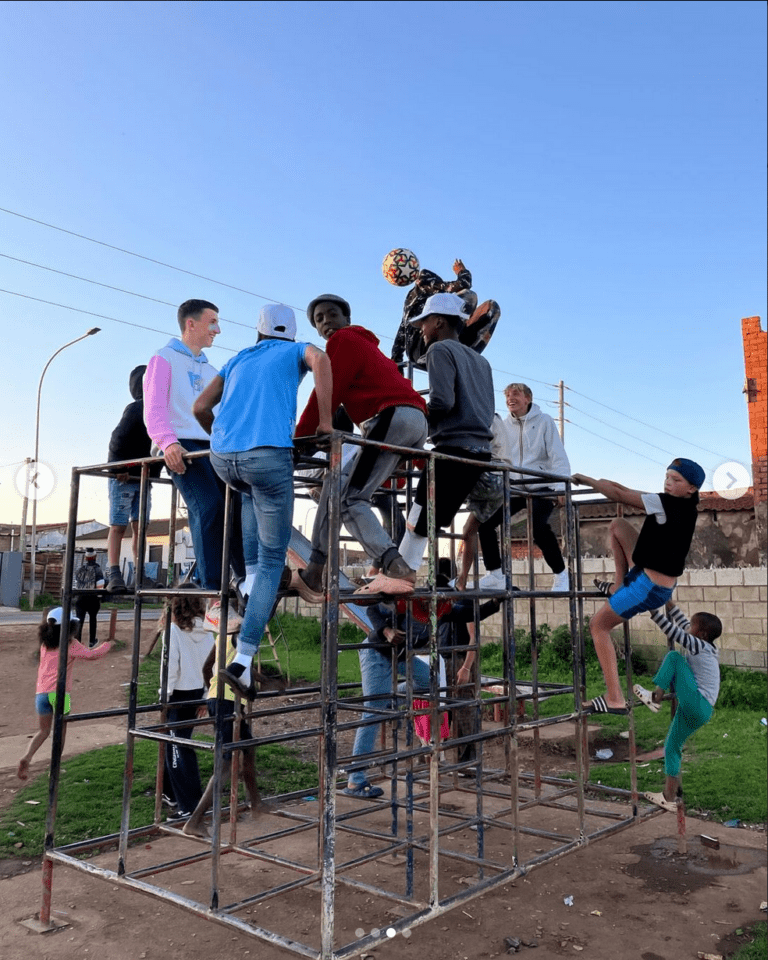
[74,519,192,586]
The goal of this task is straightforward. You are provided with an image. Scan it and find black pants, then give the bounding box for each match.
[413,447,491,537]
[75,596,101,647]
[164,689,204,816]
[478,495,565,574]
[444,650,479,764]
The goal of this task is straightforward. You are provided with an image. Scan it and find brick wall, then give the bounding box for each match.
[742,315,767,503]
[481,559,767,672]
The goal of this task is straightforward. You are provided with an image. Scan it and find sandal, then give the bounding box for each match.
[353,573,415,598]
[643,791,678,813]
[342,782,384,799]
[585,695,628,716]
[288,570,324,605]
[593,578,614,598]
[633,683,660,713]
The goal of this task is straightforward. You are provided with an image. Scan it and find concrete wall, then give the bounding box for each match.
[287,558,767,673]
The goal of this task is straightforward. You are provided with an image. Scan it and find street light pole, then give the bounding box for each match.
[28,328,101,607]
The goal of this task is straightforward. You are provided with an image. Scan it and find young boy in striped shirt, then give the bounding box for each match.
[634,600,721,811]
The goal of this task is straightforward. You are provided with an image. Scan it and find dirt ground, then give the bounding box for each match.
[0,619,765,960]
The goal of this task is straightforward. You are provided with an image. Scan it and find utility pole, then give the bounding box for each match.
[558,380,565,441]
[19,457,31,561]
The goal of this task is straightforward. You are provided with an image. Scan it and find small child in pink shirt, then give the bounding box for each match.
[17,606,112,780]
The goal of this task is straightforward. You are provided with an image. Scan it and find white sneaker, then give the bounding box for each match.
[479,569,506,590]
[551,570,570,592]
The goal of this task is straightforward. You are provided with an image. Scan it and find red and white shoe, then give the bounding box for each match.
[204,601,243,634]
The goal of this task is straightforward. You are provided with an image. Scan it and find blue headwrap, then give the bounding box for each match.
[668,458,705,490]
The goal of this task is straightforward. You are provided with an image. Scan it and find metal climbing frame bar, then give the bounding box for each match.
[35,435,663,957]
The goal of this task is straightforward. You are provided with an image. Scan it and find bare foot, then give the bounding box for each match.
[249,799,268,820]
[182,819,209,839]
[17,757,29,781]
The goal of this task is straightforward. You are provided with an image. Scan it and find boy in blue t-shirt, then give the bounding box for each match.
[192,304,332,698]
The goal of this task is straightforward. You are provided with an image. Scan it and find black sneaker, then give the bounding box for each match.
[219,665,258,700]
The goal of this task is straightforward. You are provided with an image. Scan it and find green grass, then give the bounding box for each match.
[732,922,767,960]
[480,626,768,823]
[18,593,58,611]
[4,616,765,860]
[0,736,317,859]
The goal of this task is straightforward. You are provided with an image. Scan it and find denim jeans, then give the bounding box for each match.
[211,447,294,659]
[348,637,431,787]
[309,406,427,568]
[171,439,245,590]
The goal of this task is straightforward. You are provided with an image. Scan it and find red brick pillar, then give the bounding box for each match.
[742,316,767,563]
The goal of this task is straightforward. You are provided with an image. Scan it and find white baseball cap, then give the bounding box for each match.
[257,304,297,341]
[47,606,80,624]
[409,292,468,325]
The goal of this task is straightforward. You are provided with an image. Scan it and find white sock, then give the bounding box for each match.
[405,502,422,533]
[398,530,427,573]
[241,572,257,598]
[231,651,253,670]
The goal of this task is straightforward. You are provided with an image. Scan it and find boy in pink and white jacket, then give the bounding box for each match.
[143,299,243,594]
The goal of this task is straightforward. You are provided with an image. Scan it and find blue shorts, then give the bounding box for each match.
[109,478,151,526]
[36,691,71,715]
[609,566,674,620]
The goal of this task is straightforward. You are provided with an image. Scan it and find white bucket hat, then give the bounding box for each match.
[409,292,468,325]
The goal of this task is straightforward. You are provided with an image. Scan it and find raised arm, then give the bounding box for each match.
[649,605,708,654]
[571,473,645,509]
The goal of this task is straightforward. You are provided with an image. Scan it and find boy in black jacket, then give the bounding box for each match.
[106,365,160,592]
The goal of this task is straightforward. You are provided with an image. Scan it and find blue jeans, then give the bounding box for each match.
[348,637,431,787]
[211,447,294,658]
[171,439,244,590]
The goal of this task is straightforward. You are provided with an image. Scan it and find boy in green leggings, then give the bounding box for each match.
[634,599,721,810]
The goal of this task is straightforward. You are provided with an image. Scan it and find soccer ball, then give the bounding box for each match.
[382,248,420,286]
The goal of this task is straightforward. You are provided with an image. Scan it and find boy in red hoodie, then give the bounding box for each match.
[294,295,428,599]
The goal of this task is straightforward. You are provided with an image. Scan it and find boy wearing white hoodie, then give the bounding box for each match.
[459,383,571,592]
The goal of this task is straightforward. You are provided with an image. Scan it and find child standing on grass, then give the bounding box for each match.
[161,593,214,819]
[635,599,721,811]
[572,457,704,715]
[17,607,113,781]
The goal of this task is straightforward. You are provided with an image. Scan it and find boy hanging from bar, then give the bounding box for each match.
[572,458,704,714]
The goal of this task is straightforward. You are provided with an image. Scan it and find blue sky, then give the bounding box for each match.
[1,0,765,527]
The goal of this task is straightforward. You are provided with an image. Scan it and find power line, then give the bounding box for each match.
[0,206,305,312]
[566,402,680,458]
[0,287,238,352]
[566,385,736,461]
[565,419,667,467]
[0,252,256,331]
